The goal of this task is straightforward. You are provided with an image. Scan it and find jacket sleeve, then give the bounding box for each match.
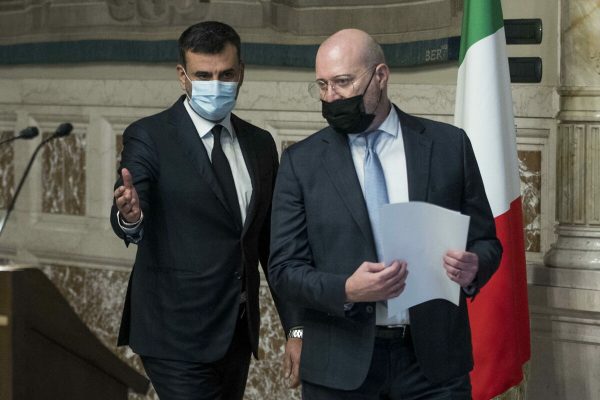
[268,149,348,319]
[109,122,159,245]
[259,137,305,334]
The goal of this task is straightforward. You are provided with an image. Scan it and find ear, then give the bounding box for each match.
[176,64,188,92]
[375,63,390,89]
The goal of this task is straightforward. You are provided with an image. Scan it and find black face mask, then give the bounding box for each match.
[321,95,375,134]
[321,69,377,134]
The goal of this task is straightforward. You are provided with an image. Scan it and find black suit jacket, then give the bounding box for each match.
[269,106,502,389]
[111,96,290,362]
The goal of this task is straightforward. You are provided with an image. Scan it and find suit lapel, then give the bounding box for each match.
[231,115,259,236]
[321,129,375,249]
[169,97,233,220]
[315,108,431,256]
[396,106,431,202]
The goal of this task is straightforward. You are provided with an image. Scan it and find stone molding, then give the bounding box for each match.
[558,87,600,122]
[0,0,461,43]
[0,1,463,67]
[545,118,600,269]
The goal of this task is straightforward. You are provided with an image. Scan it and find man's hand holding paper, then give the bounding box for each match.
[443,250,479,288]
[345,260,408,303]
[379,202,472,317]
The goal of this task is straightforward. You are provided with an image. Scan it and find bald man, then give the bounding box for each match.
[268,29,502,399]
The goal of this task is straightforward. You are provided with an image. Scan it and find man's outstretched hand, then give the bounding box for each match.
[114,168,141,223]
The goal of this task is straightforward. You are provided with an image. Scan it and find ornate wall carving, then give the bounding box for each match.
[0,0,462,67]
[106,0,213,24]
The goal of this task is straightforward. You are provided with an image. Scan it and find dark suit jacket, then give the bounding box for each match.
[111,96,290,362]
[268,106,502,390]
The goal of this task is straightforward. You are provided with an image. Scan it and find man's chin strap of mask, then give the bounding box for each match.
[362,67,378,109]
[358,67,387,132]
[369,72,384,118]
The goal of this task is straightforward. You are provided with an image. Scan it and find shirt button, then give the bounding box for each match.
[365,305,374,313]
[234,271,242,280]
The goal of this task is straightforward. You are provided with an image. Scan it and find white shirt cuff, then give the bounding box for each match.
[117,210,143,234]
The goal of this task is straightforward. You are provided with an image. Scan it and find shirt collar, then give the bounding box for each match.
[348,106,400,145]
[183,98,235,139]
[378,106,400,138]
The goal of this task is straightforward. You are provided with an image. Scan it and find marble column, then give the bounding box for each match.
[544,0,600,269]
[527,1,600,399]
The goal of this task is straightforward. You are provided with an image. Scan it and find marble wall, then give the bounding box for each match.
[4,1,596,399]
[39,263,299,400]
[0,74,557,399]
[527,1,600,398]
[0,131,15,209]
[519,151,542,253]
[41,130,86,215]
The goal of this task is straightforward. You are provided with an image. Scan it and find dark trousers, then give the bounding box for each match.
[302,330,471,400]
[140,310,251,400]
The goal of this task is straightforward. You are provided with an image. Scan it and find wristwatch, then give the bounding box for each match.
[288,327,303,339]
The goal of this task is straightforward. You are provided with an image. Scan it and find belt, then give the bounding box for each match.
[375,324,410,341]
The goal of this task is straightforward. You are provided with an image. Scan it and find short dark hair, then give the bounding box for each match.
[178,21,242,68]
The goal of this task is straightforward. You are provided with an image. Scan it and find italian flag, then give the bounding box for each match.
[454,1,531,399]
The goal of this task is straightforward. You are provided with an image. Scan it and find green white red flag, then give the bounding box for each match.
[454,1,531,398]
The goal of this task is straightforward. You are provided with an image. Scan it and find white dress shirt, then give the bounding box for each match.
[348,106,410,325]
[183,100,253,224]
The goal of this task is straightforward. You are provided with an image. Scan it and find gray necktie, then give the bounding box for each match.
[363,130,389,261]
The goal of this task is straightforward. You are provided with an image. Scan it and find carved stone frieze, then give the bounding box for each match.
[106,0,211,24]
[270,0,459,37]
[0,0,461,46]
[105,0,136,21]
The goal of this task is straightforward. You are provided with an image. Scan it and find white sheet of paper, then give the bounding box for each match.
[380,201,470,317]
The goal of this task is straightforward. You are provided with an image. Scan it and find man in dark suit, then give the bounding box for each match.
[268,29,503,399]
[111,21,296,400]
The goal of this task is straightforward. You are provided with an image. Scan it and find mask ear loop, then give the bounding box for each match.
[182,69,194,102]
[361,66,378,97]
[182,68,193,83]
[363,65,383,114]
[359,66,380,114]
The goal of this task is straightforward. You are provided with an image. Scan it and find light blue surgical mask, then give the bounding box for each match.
[184,70,238,122]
